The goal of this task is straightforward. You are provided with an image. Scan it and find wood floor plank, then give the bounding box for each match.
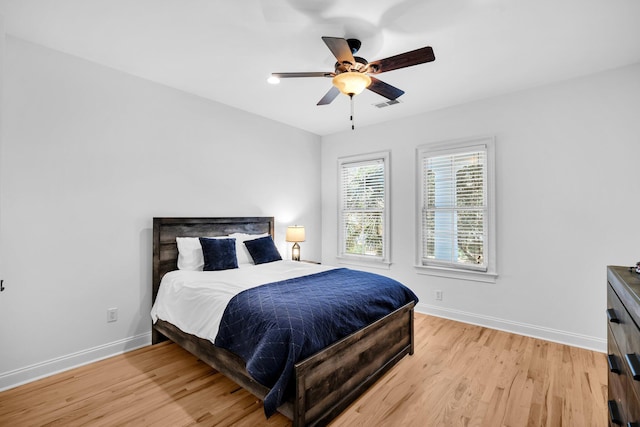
[0,314,606,426]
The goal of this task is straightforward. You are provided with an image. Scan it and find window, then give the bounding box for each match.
[338,151,390,266]
[417,137,496,282]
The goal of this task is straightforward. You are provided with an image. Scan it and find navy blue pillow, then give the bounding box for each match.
[199,237,238,271]
[244,236,282,265]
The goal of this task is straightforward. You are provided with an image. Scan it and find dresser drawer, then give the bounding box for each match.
[608,284,640,358]
[624,356,640,427]
[609,326,627,425]
[608,325,640,426]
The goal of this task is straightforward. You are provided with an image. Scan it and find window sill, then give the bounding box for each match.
[414,264,497,283]
[336,256,391,270]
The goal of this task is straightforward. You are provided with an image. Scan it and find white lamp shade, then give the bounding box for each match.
[286,225,306,242]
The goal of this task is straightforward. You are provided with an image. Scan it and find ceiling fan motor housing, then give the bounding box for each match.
[334,56,368,74]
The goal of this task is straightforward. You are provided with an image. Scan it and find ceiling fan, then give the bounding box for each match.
[270,36,435,129]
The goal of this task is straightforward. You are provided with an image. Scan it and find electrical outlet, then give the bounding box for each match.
[434,290,443,301]
[107,308,118,323]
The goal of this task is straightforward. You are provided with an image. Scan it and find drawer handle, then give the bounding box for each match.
[608,308,621,323]
[626,353,640,380]
[608,354,621,374]
[609,400,623,425]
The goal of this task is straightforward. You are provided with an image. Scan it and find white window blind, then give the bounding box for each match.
[418,139,495,277]
[338,152,390,264]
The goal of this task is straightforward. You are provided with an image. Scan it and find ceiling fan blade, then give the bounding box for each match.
[317,86,340,105]
[367,76,405,100]
[367,46,435,74]
[272,72,334,78]
[322,36,356,66]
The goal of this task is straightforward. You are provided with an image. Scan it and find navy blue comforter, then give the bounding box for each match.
[214,268,418,417]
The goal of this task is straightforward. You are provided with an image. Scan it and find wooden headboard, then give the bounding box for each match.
[152,217,275,304]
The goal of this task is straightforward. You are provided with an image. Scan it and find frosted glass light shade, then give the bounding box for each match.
[332,72,372,96]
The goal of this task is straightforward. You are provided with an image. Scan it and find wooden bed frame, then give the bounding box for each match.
[152,217,415,426]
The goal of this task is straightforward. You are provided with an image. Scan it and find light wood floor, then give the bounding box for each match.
[0,314,607,426]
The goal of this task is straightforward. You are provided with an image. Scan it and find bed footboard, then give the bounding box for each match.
[293,302,415,427]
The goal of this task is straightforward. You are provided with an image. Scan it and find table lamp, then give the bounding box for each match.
[286,225,305,261]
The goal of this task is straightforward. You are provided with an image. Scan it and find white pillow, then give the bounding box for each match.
[176,237,204,271]
[229,232,270,265]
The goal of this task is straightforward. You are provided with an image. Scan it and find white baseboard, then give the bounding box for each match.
[416,303,606,353]
[0,307,606,392]
[0,332,152,392]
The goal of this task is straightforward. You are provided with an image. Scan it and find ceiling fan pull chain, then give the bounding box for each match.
[350,94,355,130]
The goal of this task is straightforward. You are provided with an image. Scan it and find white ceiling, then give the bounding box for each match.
[1,0,639,136]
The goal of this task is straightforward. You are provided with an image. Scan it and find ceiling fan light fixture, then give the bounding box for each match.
[332,72,371,96]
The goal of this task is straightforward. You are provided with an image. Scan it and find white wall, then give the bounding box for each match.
[321,63,640,352]
[0,37,321,389]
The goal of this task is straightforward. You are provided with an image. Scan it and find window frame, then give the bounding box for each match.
[337,151,391,268]
[415,136,497,282]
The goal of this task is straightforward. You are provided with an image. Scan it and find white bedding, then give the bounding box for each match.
[150,260,335,343]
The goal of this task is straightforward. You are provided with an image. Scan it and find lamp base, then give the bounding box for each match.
[291,242,300,261]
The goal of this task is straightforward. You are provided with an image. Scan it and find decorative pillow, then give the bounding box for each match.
[243,236,282,265]
[229,232,270,265]
[199,237,238,271]
[176,237,204,271]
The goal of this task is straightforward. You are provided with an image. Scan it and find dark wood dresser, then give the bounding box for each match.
[608,265,640,426]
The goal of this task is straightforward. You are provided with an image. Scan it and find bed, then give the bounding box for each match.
[151,216,416,426]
